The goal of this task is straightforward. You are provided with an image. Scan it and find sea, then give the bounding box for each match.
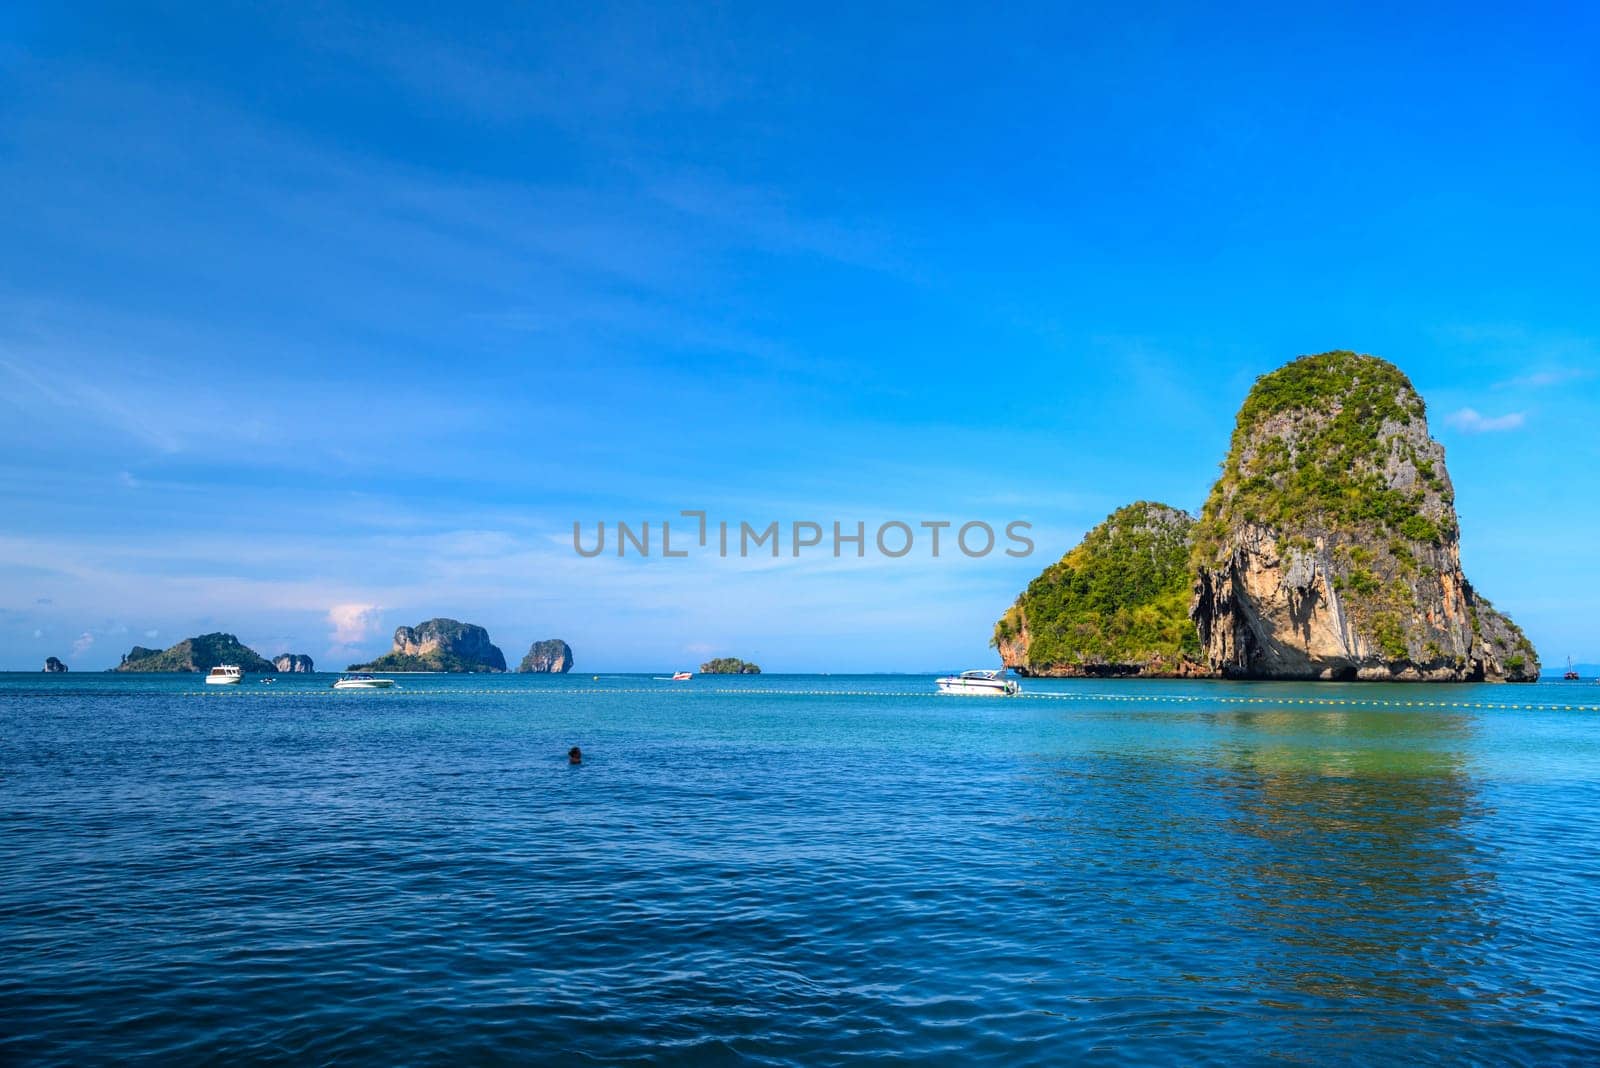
[3,672,1599,1065]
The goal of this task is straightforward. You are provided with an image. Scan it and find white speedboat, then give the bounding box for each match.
[935,669,1020,696]
[205,665,243,686]
[333,674,395,690]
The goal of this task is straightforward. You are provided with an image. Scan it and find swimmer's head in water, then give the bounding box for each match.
[568,746,582,764]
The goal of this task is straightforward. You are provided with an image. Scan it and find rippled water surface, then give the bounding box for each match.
[4,673,1600,1064]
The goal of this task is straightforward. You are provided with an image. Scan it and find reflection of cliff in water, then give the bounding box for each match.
[1205,706,1510,1023]
[1015,699,1541,1057]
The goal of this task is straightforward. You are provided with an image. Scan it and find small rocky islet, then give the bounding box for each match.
[519,639,574,674]
[700,657,761,674]
[997,351,1541,682]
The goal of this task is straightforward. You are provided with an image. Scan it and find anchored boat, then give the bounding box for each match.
[935,669,1020,696]
[205,665,243,686]
[333,673,395,690]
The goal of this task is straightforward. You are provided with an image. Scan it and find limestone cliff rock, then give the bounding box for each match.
[43,656,68,673]
[1191,351,1538,682]
[353,618,507,673]
[995,501,1210,677]
[518,639,573,673]
[273,654,315,673]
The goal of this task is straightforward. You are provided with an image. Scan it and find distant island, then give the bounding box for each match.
[350,618,507,673]
[996,351,1539,682]
[44,656,67,673]
[113,633,295,674]
[700,657,761,674]
[519,639,573,673]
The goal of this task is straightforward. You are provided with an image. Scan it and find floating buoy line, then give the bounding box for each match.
[180,686,1600,712]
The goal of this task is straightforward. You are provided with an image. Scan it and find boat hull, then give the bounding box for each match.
[204,675,242,685]
[935,678,1019,696]
[333,679,395,690]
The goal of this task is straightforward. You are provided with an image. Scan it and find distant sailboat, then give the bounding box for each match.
[1565,657,1581,681]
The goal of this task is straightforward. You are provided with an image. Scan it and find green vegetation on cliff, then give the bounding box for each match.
[995,502,1200,669]
[700,657,761,674]
[116,633,275,673]
[1194,351,1450,565]
[351,651,499,673]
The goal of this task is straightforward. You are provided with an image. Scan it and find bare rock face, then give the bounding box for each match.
[1191,351,1538,682]
[273,654,315,673]
[44,656,68,673]
[392,619,500,663]
[353,618,507,673]
[519,639,573,673]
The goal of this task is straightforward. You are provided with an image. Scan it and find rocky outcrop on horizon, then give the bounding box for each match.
[44,656,68,673]
[995,502,1209,678]
[995,351,1539,683]
[273,654,315,673]
[700,657,761,674]
[352,618,507,673]
[114,633,276,673]
[518,639,573,673]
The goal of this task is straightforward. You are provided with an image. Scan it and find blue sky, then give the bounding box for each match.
[2,2,1596,672]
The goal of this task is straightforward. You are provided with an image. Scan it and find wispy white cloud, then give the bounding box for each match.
[1445,407,1526,433]
[71,631,94,656]
[295,7,752,128]
[1494,368,1593,390]
[0,353,185,453]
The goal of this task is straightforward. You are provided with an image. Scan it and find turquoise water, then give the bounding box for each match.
[3,673,1599,1064]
